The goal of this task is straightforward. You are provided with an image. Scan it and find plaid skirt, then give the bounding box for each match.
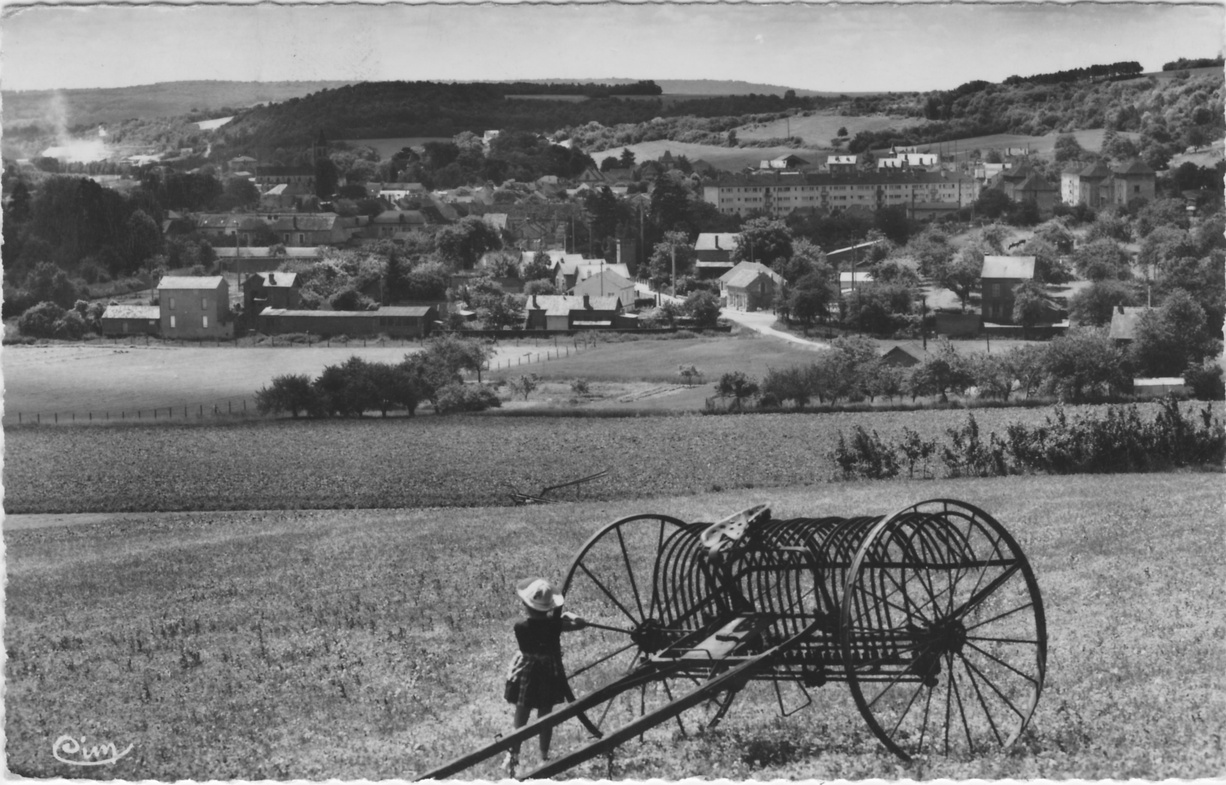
[508,653,568,710]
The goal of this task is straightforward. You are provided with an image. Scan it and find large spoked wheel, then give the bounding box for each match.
[561,513,723,739]
[841,499,1047,760]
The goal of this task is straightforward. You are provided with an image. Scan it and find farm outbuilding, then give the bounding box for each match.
[100,305,161,337]
[257,305,437,338]
[242,271,302,314]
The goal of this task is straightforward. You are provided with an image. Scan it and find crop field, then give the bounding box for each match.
[5,473,1223,779]
[6,401,1220,515]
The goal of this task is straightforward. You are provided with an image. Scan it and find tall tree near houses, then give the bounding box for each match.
[733,217,793,267]
[649,178,692,236]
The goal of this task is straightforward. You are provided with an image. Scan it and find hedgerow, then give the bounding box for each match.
[832,398,1225,480]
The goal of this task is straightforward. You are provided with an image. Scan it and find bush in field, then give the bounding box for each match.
[715,371,759,411]
[401,335,494,404]
[315,357,380,417]
[831,426,900,479]
[830,398,1226,482]
[365,362,424,416]
[678,365,703,387]
[1003,400,1225,474]
[256,374,320,419]
[17,301,69,339]
[1185,360,1225,401]
[941,414,1010,477]
[570,378,591,396]
[898,427,937,479]
[508,374,539,401]
[435,383,501,414]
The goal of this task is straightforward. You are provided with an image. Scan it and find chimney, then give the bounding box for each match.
[292,215,298,230]
[715,235,721,249]
[532,294,539,309]
[268,273,276,285]
[583,294,591,309]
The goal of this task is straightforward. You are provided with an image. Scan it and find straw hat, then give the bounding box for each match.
[517,577,564,612]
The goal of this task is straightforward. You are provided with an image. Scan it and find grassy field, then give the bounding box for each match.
[736,112,926,147]
[0,339,584,423]
[5,473,1223,779]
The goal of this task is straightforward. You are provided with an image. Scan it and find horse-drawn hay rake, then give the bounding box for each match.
[419,499,1046,779]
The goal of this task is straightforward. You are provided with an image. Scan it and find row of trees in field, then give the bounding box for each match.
[713,330,1222,412]
[254,336,498,418]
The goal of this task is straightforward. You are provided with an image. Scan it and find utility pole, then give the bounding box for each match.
[670,243,676,298]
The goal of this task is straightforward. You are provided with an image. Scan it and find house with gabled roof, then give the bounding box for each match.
[524,294,624,330]
[826,154,860,173]
[1112,159,1156,206]
[881,345,924,368]
[270,213,350,246]
[980,255,1035,325]
[1108,305,1151,343]
[1014,173,1059,216]
[157,276,231,338]
[369,209,428,240]
[720,262,785,312]
[572,268,636,308]
[694,233,740,278]
[718,261,785,293]
[242,271,301,314]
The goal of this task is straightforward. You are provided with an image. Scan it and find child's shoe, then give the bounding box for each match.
[501,752,518,778]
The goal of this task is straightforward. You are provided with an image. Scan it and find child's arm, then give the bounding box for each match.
[560,611,587,631]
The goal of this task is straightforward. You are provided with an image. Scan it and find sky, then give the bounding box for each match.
[2,2,1224,94]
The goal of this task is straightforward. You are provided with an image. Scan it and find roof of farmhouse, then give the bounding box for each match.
[157,276,226,290]
[102,305,161,320]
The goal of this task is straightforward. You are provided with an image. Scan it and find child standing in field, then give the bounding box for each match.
[502,577,586,777]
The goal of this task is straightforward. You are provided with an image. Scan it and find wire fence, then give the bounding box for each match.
[5,336,603,426]
[4,398,260,427]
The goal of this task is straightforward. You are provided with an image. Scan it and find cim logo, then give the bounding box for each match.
[52,735,134,766]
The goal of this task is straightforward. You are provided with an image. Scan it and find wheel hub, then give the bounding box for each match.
[630,618,669,654]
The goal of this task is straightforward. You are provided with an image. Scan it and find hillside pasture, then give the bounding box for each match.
[590,139,827,170]
[736,112,928,147]
[4,473,1223,779]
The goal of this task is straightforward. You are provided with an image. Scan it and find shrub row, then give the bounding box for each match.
[254,336,499,418]
[832,398,1225,480]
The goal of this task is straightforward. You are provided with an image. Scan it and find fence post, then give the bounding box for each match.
[37,414,40,424]
[229,401,232,414]
[18,413,21,424]
[54,413,58,424]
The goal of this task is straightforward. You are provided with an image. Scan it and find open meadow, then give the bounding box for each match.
[0,339,585,423]
[4,474,1223,780]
